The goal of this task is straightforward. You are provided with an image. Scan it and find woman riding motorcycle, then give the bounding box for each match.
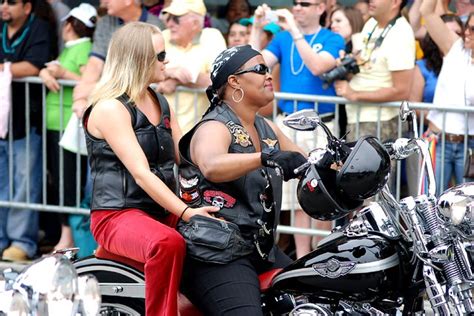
[178,45,307,315]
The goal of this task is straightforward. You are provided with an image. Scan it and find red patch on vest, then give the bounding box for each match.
[203,190,236,208]
[163,117,170,129]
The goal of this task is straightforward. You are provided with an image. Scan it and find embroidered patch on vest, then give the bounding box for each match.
[203,190,236,209]
[179,175,200,203]
[262,138,278,148]
[226,121,252,147]
[163,116,171,129]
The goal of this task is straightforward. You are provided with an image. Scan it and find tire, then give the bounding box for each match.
[74,256,146,315]
[99,297,145,316]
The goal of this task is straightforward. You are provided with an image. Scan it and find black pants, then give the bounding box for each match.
[181,247,292,316]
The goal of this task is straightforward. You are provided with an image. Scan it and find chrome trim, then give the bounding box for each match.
[75,265,144,283]
[272,253,399,286]
[100,283,145,298]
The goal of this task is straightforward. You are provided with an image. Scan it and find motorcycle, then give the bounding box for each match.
[0,249,101,315]
[72,101,474,315]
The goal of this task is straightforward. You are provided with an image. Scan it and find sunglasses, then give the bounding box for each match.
[234,64,269,76]
[293,0,319,7]
[166,14,181,25]
[156,50,166,62]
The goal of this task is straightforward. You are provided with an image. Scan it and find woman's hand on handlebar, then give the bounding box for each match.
[181,205,220,222]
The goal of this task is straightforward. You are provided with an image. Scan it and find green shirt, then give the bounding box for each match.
[46,38,92,131]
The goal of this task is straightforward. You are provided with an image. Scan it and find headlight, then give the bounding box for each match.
[77,275,101,316]
[12,254,78,316]
[438,183,474,226]
[0,290,29,316]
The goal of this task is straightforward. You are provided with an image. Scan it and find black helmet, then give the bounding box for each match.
[336,136,391,200]
[297,136,390,221]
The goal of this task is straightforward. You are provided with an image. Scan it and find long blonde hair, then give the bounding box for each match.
[89,22,161,105]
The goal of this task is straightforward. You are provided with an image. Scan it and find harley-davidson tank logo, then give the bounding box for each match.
[262,138,278,148]
[312,259,356,278]
[226,121,252,147]
[203,190,236,209]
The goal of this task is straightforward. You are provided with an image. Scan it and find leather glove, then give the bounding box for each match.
[261,148,307,181]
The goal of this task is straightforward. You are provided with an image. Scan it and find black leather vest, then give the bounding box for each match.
[178,104,282,261]
[83,89,176,217]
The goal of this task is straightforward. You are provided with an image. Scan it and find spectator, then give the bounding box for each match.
[334,0,415,144]
[329,6,364,138]
[0,0,53,261]
[214,0,252,34]
[420,0,474,193]
[406,13,462,196]
[227,20,249,47]
[355,0,370,22]
[72,0,164,120]
[454,0,473,22]
[39,3,97,251]
[158,0,226,133]
[329,6,364,53]
[249,2,345,258]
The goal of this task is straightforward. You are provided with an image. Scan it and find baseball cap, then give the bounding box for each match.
[62,3,97,28]
[238,17,281,35]
[162,0,207,16]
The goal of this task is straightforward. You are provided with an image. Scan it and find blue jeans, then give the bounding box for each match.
[435,138,474,195]
[0,129,42,257]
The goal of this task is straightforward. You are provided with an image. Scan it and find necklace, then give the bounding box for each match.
[290,26,321,76]
[2,15,34,55]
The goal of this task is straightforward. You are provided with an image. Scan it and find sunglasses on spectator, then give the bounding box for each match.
[166,14,181,25]
[2,0,20,5]
[234,64,270,76]
[293,0,319,7]
[156,51,166,62]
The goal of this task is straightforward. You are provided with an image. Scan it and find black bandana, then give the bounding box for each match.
[205,45,260,110]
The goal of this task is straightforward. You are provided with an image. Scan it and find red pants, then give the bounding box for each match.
[90,209,185,316]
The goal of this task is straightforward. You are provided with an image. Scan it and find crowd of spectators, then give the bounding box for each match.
[0,0,473,261]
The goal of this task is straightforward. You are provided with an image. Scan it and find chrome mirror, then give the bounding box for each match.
[399,101,414,122]
[283,109,320,131]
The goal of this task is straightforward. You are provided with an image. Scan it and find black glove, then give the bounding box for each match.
[261,148,307,181]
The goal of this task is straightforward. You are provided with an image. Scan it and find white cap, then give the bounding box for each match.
[62,3,98,28]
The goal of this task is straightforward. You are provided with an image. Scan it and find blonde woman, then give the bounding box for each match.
[83,22,218,316]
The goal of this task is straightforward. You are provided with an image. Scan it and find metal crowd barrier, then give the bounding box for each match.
[1,77,473,238]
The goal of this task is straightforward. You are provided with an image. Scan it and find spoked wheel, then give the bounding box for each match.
[99,298,144,316]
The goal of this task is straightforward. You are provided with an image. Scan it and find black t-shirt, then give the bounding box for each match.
[0,15,52,140]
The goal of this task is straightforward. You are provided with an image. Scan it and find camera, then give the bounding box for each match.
[320,56,360,87]
[265,10,279,23]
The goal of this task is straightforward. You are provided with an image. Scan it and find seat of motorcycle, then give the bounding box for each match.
[96,246,283,292]
[259,268,283,292]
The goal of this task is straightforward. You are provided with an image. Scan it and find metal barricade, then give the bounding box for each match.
[2,77,473,238]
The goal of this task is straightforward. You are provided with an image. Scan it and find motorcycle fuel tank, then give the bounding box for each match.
[271,231,405,304]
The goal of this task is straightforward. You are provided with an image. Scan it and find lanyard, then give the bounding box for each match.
[2,15,34,55]
[361,15,399,63]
